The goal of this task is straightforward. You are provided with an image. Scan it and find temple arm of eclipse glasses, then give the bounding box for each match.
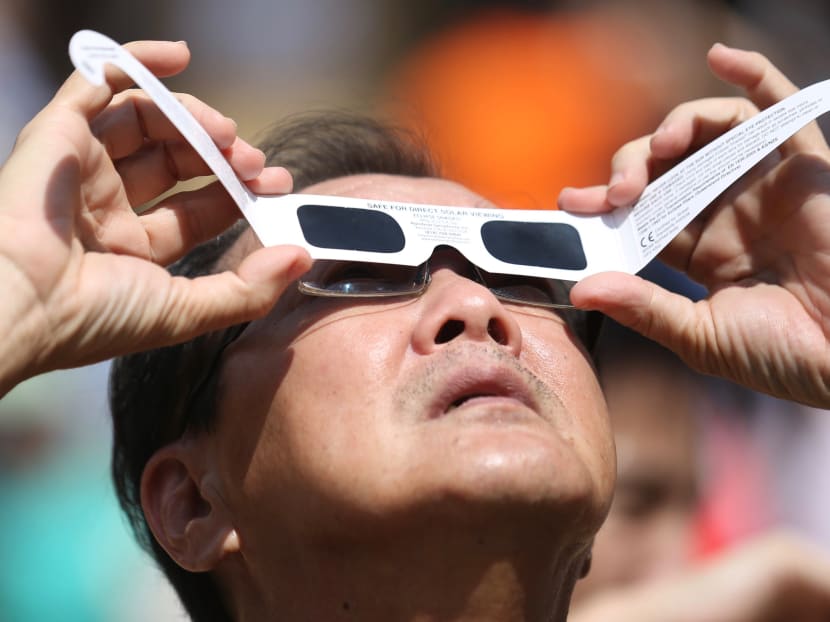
[69,30,830,282]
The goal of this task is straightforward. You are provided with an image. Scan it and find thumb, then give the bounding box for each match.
[571,271,709,361]
[157,245,312,342]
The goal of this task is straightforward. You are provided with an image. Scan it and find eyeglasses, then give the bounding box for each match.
[66,32,642,284]
[72,29,830,289]
[298,257,575,309]
[73,29,830,290]
[251,195,597,284]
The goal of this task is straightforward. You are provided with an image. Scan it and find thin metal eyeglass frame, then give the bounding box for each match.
[297,261,575,309]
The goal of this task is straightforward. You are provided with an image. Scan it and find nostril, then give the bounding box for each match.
[436,319,465,344]
[487,318,508,345]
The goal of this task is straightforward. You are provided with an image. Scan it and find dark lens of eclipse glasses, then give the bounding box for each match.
[296,204,587,271]
[480,221,587,271]
[297,204,405,253]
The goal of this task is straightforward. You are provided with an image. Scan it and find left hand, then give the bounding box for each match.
[558,44,830,407]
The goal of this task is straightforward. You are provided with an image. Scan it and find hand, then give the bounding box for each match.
[0,40,311,396]
[569,533,830,622]
[559,44,830,407]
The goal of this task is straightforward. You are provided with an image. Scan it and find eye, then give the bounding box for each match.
[301,261,424,297]
[323,263,387,285]
[495,280,559,305]
[613,473,699,521]
[480,271,573,308]
[614,480,669,520]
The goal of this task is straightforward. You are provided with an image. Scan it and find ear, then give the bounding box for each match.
[141,441,240,572]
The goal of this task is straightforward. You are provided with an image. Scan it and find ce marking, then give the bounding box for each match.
[640,231,655,248]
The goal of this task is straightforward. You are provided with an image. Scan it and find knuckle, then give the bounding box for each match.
[174,92,198,112]
[738,98,760,121]
[745,49,771,68]
[611,136,647,165]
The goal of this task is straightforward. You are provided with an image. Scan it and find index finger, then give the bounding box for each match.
[707,43,827,152]
[54,40,191,120]
[93,90,239,159]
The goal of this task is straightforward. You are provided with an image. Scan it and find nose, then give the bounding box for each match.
[410,250,523,356]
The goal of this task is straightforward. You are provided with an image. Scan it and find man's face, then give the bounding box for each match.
[207,175,614,562]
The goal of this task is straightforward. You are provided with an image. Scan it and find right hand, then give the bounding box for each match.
[0,39,311,395]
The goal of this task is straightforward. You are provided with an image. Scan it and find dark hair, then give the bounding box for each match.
[110,112,437,621]
[109,111,599,620]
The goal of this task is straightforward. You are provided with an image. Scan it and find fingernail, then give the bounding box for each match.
[177,40,188,48]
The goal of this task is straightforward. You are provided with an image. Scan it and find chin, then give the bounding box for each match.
[404,426,608,538]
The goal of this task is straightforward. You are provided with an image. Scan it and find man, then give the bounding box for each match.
[108,110,611,620]
[573,322,704,599]
[569,324,830,621]
[1,38,830,621]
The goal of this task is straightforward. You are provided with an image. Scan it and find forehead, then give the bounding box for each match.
[302,173,495,207]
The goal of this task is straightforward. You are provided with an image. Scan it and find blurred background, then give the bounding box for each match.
[1,0,829,619]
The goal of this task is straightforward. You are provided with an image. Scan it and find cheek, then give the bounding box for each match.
[521,324,598,399]
[521,327,615,502]
[216,315,414,517]
[287,316,408,405]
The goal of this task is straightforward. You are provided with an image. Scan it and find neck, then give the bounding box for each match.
[222,513,589,622]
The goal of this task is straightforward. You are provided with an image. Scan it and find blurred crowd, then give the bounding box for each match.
[1,0,829,619]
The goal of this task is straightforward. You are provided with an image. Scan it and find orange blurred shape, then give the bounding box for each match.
[384,9,667,209]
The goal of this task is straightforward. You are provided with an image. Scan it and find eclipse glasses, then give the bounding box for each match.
[69,30,830,284]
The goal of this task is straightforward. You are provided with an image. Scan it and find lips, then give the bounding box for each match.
[447,393,496,411]
[427,363,539,421]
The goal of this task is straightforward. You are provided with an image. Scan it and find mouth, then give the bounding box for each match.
[428,367,540,421]
[446,393,497,412]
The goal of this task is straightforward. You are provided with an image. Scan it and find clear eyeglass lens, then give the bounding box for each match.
[299,260,427,297]
[478,269,575,309]
[298,260,574,308]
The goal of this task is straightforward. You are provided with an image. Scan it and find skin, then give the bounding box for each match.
[3,39,830,409]
[571,359,699,603]
[570,533,830,622]
[568,358,830,622]
[559,44,830,408]
[3,35,830,622]
[0,40,311,397]
[160,175,614,621]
